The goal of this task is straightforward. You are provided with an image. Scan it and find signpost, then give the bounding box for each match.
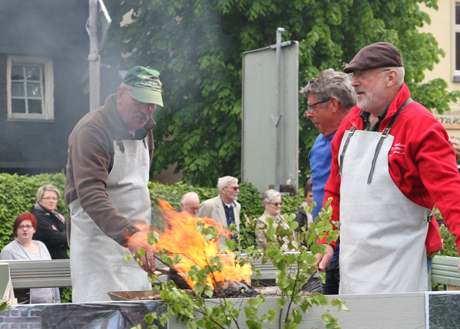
[241,29,299,193]
[87,0,111,111]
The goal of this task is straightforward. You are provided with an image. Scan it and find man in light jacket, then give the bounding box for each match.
[199,176,241,232]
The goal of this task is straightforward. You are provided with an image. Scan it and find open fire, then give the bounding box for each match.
[127,200,252,293]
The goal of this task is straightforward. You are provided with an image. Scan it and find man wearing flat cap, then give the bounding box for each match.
[65,66,163,302]
[317,42,460,294]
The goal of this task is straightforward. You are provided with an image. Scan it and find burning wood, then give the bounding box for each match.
[127,200,252,294]
[214,280,258,298]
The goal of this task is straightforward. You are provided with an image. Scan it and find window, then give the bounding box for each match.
[456,4,460,78]
[6,56,54,120]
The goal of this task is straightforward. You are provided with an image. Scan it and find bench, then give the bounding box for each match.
[0,258,280,289]
[0,259,71,289]
[431,255,460,288]
[1,255,459,290]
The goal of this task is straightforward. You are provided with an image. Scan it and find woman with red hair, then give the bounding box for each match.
[0,212,60,304]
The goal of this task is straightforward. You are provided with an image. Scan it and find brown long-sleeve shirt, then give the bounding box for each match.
[64,94,154,246]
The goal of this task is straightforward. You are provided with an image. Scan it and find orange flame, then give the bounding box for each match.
[127,199,252,289]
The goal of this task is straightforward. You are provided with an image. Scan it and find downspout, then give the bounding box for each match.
[275,27,285,189]
[87,0,100,111]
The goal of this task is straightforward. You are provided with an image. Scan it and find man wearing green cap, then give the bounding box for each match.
[65,66,163,302]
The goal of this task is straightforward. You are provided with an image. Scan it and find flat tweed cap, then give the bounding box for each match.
[344,42,403,73]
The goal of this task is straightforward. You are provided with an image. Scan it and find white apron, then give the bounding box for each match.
[70,139,152,302]
[338,116,429,294]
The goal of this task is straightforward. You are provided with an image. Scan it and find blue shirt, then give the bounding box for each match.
[309,133,335,219]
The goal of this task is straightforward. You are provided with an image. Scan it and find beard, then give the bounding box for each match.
[357,93,373,112]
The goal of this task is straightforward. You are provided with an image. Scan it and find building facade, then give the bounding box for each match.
[421,1,460,137]
[0,0,89,173]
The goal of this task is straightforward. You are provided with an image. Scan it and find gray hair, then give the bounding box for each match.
[300,69,357,110]
[36,184,61,202]
[217,176,238,192]
[262,189,281,205]
[394,66,405,86]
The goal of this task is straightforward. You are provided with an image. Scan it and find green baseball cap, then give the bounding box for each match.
[123,66,164,106]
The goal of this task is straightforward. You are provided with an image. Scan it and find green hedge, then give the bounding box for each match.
[0,173,304,250]
[0,173,67,249]
[440,224,457,257]
[5,172,457,256]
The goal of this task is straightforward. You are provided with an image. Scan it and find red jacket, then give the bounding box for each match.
[324,83,460,252]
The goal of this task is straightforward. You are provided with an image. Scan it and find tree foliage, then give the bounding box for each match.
[105,0,458,186]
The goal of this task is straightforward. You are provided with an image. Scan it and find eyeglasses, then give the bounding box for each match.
[42,196,58,201]
[306,98,330,111]
[230,186,240,191]
[18,224,33,229]
[270,202,282,207]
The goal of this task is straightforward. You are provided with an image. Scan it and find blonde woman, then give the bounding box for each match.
[31,185,68,259]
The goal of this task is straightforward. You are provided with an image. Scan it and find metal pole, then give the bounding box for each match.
[88,0,100,111]
[275,27,285,189]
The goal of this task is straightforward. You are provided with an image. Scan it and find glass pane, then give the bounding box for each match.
[12,82,25,97]
[457,5,460,25]
[28,99,42,114]
[27,82,42,97]
[25,65,41,81]
[457,33,460,70]
[11,65,24,80]
[12,99,26,113]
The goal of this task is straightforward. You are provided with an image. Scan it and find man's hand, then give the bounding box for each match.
[316,244,334,272]
[137,248,156,274]
[128,231,156,274]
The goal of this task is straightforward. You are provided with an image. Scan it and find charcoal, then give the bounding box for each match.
[167,269,192,289]
[168,269,258,298]
[214,281,258,298]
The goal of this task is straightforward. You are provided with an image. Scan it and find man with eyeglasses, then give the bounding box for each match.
[302,69,357,220]
[318,42,460,294]
[199,176,241,233]
[301,69,356,295]
[65,66,163,302]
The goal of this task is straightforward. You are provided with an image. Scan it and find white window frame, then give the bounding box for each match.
[455,3,460,79]
[6,56,54,121]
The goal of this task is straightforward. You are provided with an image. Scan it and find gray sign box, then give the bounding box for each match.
[242,41,299,193]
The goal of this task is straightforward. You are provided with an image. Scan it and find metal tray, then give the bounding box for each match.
[108,290,160,301]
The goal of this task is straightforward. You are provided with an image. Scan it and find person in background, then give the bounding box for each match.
[302,69,357,220]
[450,136,460,164]
[65,66,163,302]
[198,176,241,231]
[320,42,460,294]
[256,189,322,292]
[295,178,314,231]
[301,69,357,295]
[31,184,68,259]
[0,212,60,304]
[255,189,287,249]
[180,192,201,216]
